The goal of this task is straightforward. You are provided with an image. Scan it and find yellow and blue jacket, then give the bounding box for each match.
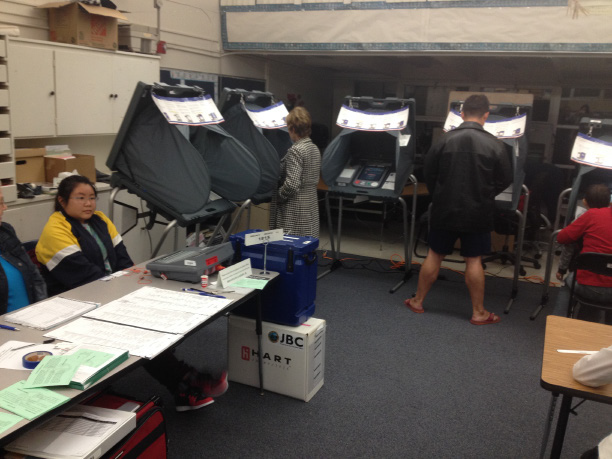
[36,210,133,291]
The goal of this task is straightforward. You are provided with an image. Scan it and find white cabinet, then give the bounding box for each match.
[0,33,16,203]
[8,38,160,138]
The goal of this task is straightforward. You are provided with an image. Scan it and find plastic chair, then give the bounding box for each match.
[567,252,612,318]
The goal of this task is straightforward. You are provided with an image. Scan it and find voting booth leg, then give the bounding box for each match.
[223,200,252,244]
[318,192,342,280]
[531,229,562,320]
[505,186,530,314]
[540,393,559,459]
[389,192,416,293]
[152,220,179,258]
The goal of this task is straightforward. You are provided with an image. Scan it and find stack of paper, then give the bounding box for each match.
[5,297,99,330]
[4,405,136,459]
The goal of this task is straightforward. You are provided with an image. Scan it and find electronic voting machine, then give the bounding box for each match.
[146,243,234,283]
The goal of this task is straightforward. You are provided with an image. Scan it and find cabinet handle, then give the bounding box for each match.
[50,91,55,96]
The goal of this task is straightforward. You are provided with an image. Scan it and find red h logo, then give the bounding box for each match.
[241,346,250,361]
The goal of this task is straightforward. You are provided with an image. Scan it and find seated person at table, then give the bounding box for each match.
[0,188,47,314]
[556,184,612,323]
[36,175,227,411]
[573,347,612,458]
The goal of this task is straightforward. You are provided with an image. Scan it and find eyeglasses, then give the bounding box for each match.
[69,197,98,203]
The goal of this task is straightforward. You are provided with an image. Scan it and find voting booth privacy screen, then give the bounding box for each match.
[321,97,416,199]
[107,82,270,225]
[565,117,612,223]
[218,88,292,203]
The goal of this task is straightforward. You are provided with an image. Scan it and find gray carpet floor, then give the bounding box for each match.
[109,255,612,458]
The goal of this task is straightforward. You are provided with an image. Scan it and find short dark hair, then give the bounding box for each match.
[55,175,97,211]
[286,106,312,138]
[584,183,611,209]
[462,94,490,118]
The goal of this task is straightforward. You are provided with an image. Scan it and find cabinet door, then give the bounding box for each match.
[112,54,159,131]
[55,49,114,135]
[9,42,56,138]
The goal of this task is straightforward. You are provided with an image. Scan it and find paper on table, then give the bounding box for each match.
[0,412,23,434]
[229,276,269,290]
[83,286,232,334]
[0,380,69,420]
[0,341,58,370]
[5,297,99,330]
[24,355,81,389]
[44,317,182,359]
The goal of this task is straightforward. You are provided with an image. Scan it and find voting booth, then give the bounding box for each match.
[319,97,418,292]
[531,117,612,319]
[106,82,271,255]
[321,96,416,199]
[217,88,292,204]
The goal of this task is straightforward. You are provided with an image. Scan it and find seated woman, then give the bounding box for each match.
[36,175,227,411]
[36,175,133,291]
[0,188,47,314]
[556,183,612,323]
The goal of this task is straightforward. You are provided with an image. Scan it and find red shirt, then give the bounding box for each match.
[557,206,612,287]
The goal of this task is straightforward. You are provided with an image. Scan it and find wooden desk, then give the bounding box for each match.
[540,316,612,458]
[0,266,275,447]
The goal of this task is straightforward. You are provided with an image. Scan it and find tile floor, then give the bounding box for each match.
[317,205,561,286]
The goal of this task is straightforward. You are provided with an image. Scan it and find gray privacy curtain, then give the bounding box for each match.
[114,103,212,215]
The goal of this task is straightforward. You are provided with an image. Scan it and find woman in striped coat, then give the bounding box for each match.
[269,106,321,238]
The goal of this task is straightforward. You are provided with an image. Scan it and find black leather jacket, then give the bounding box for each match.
[425,121,513,233]
[0,223,47,314]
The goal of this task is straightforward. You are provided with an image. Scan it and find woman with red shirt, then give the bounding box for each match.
[557,183,612,320]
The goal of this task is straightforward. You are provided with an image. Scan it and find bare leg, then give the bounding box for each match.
[464,256,497,322]
[409,249,445,311]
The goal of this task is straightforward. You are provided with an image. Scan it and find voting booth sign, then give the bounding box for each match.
[228,315,326,402]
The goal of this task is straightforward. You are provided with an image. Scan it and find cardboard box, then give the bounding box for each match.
[15,148,46,183]
[45,154,96,183]
[39,2,128,51]
[118,24,157,54]
[228,315,325,402]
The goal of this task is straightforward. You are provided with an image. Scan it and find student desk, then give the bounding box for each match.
[540,315,612,458]
[0,266,276,447]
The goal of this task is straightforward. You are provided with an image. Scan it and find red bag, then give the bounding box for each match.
[84,393,167,459]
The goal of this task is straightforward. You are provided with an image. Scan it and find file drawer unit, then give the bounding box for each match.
[0,33,16,203]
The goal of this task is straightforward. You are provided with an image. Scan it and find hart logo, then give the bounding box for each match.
[241,346,250,361]
[268,331,304,349]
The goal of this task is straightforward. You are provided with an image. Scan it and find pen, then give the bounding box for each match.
[10,339,55,352]
[0,324,19,331]
[181,288,226,299]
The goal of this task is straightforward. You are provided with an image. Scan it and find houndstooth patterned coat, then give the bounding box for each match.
[269,137,321,238]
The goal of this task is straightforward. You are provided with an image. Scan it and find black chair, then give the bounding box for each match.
[21,239,65,297]
[567,252,612,318]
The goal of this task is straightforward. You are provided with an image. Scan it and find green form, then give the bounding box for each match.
[0,412,23,433]
[0,381,69,420]
[229,276,270,290]
[24,355,81,389]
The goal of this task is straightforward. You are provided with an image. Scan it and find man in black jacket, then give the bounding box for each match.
[405,94,513,325]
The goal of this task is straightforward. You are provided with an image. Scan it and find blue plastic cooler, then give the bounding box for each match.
[229,230,318,326]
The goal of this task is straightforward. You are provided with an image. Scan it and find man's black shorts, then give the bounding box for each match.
[428,229,491,258]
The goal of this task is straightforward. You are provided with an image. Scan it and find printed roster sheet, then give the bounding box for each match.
[45,286,234,359]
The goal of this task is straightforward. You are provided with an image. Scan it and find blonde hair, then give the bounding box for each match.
[286,106,312,138]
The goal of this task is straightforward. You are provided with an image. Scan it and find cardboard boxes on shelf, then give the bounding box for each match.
[15,148,46,183]
[228,315,326,402]
[45,153,96,183]
[38,2,128,51]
